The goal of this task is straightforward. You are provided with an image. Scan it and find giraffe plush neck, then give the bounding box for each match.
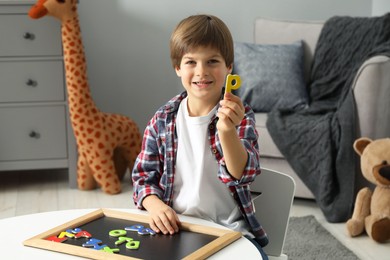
[30,0,97,118]
[29,0,142,194]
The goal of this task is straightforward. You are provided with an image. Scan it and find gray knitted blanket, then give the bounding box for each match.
[266,13,390,222]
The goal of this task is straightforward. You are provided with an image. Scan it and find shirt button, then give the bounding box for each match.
[209,125,214,130]
[212,148,217,154]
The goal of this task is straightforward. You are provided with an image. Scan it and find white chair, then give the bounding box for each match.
[250,168,296,260]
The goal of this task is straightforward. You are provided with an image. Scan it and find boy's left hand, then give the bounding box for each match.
[217,92,245,132]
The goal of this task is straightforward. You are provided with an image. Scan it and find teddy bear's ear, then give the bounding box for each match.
[353,137,372,156]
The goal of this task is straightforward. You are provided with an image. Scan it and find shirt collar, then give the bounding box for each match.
[163,90,224,118]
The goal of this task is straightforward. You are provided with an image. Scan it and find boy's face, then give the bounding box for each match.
[175,46,232,108]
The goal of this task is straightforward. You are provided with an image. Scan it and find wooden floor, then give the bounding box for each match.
[0,170,388,259]
[0,170,135,218]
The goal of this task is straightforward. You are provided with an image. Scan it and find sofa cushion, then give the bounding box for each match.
[233,41,308,112]
[255,113,284,158]
[254,18,324,83]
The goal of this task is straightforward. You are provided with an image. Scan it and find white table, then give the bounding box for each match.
[0,208,261,259]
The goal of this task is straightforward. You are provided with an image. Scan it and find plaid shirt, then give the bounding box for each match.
[132,91,269,246]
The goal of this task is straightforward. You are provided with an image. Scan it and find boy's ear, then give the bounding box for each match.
[228,63,233,74]
[175,66,181,77]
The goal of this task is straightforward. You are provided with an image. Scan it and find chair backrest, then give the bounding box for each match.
[250,168,295,258]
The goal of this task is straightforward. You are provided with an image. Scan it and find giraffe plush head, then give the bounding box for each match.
[29,0,78,22]
[28,0,142,194]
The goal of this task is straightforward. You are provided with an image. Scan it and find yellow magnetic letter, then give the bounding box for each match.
[225,74,241,93]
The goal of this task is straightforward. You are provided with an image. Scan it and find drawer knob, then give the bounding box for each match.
[26,79,38,87]
[23,32,35,40]
[29,131,41,139]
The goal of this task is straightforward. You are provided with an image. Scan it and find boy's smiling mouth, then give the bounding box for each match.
[193,80,213,88]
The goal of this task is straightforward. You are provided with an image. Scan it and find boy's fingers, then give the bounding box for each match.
[224,92,238,102]
[158,223,170,235]
[221,95,244,110]
[152,216,169,234]
[149,221,160,234]
[165,211,180,233]
[163,218,176,234]
[154,214,178,235]
[175,214,182,226]
[170,219,179,233]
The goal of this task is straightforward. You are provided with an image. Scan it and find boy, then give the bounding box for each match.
[132,14,268,258]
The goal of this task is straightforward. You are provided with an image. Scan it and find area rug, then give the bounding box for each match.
[284,215,359,260]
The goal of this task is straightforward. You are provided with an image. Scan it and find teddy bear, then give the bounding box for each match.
[346,137,390,243]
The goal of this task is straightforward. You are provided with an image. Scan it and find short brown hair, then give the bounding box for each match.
[169,14,234,69]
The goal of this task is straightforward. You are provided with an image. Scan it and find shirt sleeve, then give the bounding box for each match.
[218,105,261,186]
[132,115,164,209]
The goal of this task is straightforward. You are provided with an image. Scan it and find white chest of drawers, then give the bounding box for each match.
[0,1,76,187]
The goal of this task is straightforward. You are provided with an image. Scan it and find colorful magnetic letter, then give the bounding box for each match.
[82,238,107,250]
[114,236,141,250]
[114,236,134,246]
[46,235,67,243]
[58,231,75,238]
[225,74,241,93]
[101,247,120,253]
[66,228,82,234]
[74,230,92,239]
[126,240,140,250]
[125,224,156,235]
[109,229,127,237]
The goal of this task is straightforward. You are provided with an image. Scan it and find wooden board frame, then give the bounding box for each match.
[23,209,241,259]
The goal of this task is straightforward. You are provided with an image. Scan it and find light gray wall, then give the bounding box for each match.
[77,0,373,130]
[372,0,390,15]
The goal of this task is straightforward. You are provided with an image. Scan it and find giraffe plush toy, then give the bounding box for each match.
[29,0,142,194]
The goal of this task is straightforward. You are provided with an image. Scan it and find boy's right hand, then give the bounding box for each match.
[142,195,181,235]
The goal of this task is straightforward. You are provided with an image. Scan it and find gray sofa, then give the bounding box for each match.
[252,17,390,199]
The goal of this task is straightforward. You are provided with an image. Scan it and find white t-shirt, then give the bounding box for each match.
[173,97,250,235]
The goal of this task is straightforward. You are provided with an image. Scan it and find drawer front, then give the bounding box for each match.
[0,105,68,161]
[0,14,62,57]
[0,60,65,103]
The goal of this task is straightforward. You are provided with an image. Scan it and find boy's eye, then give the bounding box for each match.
[209,59,219,64]
[185,60,196,65]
